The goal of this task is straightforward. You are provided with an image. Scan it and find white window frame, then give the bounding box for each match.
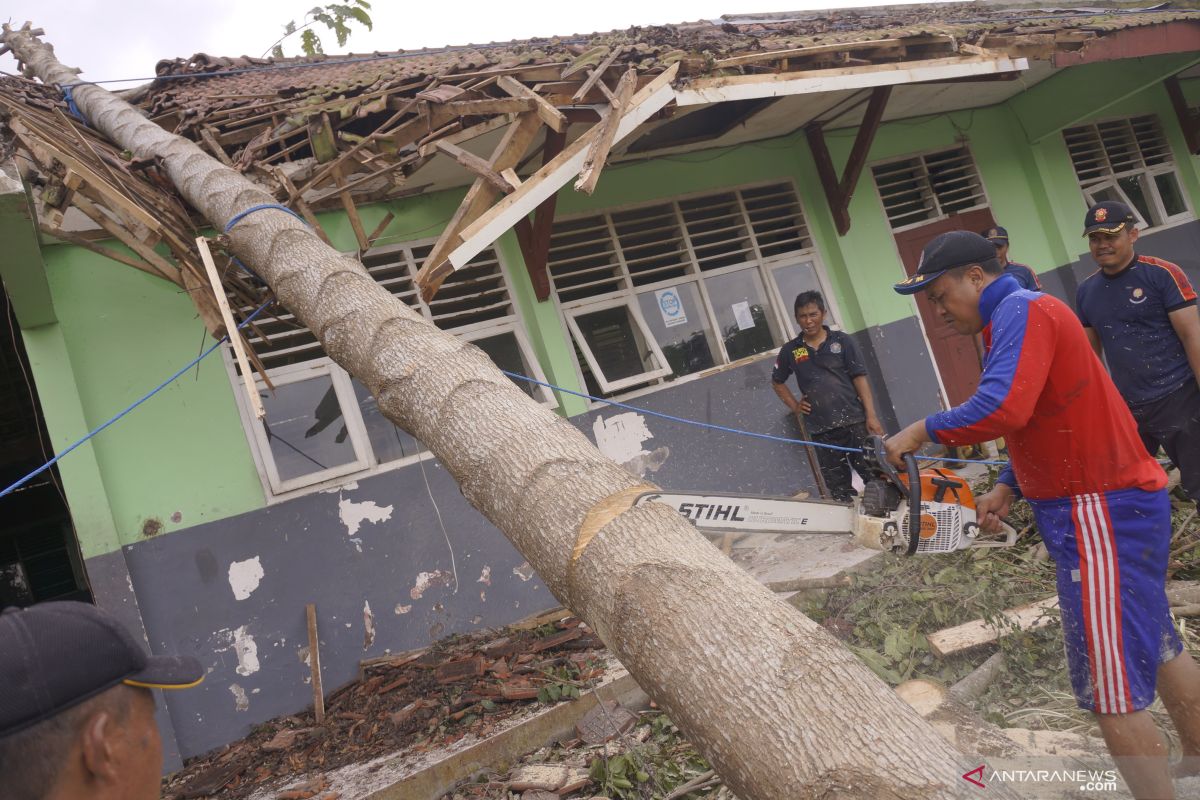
[563,296,672,393]
[244,360,372,496]
[1064,115,1193,231]
[458,322,558,406]
[547,179,837,403]
[871,145,990,233]
[227,239,555,503]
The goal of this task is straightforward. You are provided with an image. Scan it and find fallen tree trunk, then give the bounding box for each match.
[1,23,1015,799]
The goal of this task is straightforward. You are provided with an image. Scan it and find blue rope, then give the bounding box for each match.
[498,370,1012,465]
[223,203,307,233]
[0,300,273,499]
[58,84,86,123]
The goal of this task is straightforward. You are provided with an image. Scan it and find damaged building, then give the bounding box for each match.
[1,1,1199,769]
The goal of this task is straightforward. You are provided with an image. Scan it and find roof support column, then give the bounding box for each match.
[804,85,891,236]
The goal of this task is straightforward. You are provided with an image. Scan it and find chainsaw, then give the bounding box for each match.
[634,436,1016,556]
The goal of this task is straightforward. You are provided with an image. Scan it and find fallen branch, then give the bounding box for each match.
[948,651,1005,703]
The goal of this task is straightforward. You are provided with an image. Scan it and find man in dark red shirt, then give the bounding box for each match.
[886,230,1200,799]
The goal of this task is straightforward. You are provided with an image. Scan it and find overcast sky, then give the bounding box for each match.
[2,0,944,86]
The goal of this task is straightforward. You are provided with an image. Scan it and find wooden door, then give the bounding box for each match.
[892,208,996,408]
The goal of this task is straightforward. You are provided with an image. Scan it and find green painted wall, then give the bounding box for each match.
[25,53,1200,559]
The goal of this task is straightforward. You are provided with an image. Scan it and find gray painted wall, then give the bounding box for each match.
[103,308,954,761]
[117,460,555,758]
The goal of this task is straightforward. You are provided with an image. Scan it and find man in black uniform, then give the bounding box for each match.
[771,291,884,501]
[981,225,1042,291]
[1075,200,1200,507]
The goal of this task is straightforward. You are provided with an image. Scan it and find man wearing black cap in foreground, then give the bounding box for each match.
[981,224,1041,291]
[0,601,203,800]
[884,230,1200,799]
[1075,200,1200,508]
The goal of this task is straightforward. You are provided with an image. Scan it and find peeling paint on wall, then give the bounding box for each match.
[337,495,393,537]
[363,600,376,650]
[231,626,259,676]
[477,565,491,586]
[229,683,249,712]
[410,569,451,600]
[591,412,669,477]
[227,556,264,601]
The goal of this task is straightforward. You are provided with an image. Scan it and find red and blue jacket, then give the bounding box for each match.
[925,275,1165,501]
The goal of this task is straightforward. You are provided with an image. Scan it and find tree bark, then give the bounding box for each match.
[1,24,1015,799]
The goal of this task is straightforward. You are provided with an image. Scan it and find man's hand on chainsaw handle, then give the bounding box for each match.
[975,484,1015,534]
[883,419,929,468]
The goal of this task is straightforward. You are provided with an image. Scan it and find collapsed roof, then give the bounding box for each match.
[1,3,1197,366]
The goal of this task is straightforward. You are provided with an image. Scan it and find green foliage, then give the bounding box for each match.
[268,1,373,59]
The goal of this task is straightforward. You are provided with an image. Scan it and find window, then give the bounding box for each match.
[1064,115,1191,229]
[547,182,836,398]
[873,146,987,230]
[229,242,554,499]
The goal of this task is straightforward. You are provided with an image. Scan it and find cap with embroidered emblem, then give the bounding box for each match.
[980,225,1008,244]
[0,600,203,738]
[1083,200,1136,235]
[893,230,998,296]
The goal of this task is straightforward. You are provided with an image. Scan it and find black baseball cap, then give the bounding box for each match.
[894,230,998,295]
[980,225,1008,244]
[0,601,203,737]
[1083,200,1136,235]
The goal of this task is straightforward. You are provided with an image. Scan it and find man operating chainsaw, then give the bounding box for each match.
[884,230,1200,800]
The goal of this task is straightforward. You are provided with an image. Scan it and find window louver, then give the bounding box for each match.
[1064,115,1173,186]
[873,147,986,229]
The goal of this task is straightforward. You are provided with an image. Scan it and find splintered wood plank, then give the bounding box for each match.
[196,236,263,419]
[575,68,636,195]
[417,113,515,158]
[927,596,1059,657]
[417,84,467,103]
[334,163,370,251]
[432,97,536,125]
[69,193,181,284]
[426,63,677,293]
[712,35,952,68]
[269,167,332,245]
[572,45,625,103]
[38,222,163,279]
[366,211,395,247]
[199,126,234,166]
[416,111,544,295]
[497,75,567,133]
[435,139,514,194]
[306,604,325,724]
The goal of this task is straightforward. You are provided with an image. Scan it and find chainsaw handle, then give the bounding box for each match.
[970,520,1019,548]
[904,451,921,556]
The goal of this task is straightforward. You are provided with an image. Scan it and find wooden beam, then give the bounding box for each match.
[416,112,545,295]
[416,113,514,158]
[1165,75,1200,156]
[38,222,163,281]
[435,139,514,195]
[927,596,1059,658]
[332,164,370,251]
[808,84,891,236]
[805,122,849,237]
[424,63,678,295]
[497,75,567,133]
[200,126,234,166]
[526,128,567,302]
[366,211,395,248]
[196,236,263,418]
[431,97,536,127]
[575,69,637,196]
[572,46,625,103]
[712,35,952,69]
[306,604,326,724]
[675,55,1027,105]
[68,193,181,284]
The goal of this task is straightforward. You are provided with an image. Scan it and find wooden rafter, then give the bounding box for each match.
[523,128,566,302]
[416,112,545,298]
[804,85,891,236]
[575,68,636,196]
[1165,75,1200,156]
[416,63,679,299]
